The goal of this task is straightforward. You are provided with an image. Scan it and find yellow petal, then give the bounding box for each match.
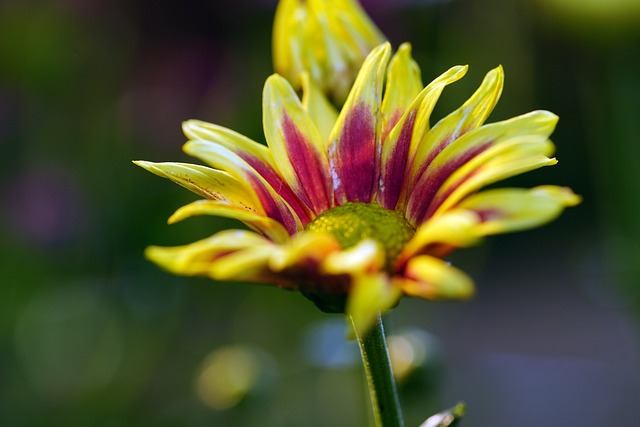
[322,239,385,275]
[207,245,277,281]
[269,231,341,272]
[398,210,481,265]
[431,110,557,173]
[301,72,339,142]
[146,230,269,274]
[407,66,504,188]
[273,0,385,103]
[380,42,423,137]
[400,255,475,300]
[457,185,582,235]
[273,0,305,87]
[263,74,333,214]
[313,0,386,103]
[347,273,401,339]
[169,200,291,244]
[133,161,262,213]
[431,140,558,217]
[183,120,275,169]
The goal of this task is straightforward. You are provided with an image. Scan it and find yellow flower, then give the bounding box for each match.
[135,43,580,335]
[273,0,386,104]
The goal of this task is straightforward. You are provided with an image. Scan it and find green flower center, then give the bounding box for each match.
[305,202,416,269]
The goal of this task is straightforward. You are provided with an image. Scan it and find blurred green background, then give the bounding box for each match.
[1,0,640,426]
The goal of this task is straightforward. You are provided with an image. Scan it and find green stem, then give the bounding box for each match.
[351,314,404,427]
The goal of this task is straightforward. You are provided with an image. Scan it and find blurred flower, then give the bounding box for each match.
[536,0,640,42]
[387,328,440,384]
[135,43,579,335]
[273,0,386,104]
[195,345,273,410]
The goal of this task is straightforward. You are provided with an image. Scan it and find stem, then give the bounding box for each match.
[351,314,404,427]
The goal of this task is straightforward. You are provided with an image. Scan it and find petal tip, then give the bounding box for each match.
[132,160,151,169]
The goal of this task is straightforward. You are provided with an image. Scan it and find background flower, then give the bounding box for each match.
[273,0,386,103]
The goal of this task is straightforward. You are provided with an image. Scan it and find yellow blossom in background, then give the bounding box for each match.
[135,43,580,336]
[273,0,386,104]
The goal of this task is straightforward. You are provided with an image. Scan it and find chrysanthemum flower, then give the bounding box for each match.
[273,0,385,103]
[135,43,580,335]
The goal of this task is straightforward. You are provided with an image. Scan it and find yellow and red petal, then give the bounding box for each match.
[183,122,312,226]
[377,65,467,210]
[328,43,390,204]
[168,200,292,244]
[429,139,557,218]
[145,230,291,286]
[263,74,334,215]
[133,161,262,213]
[396,210,481,268]
[406,66,504,193]
[406,110,558,223]
[183,140,305,234]
[399,255,475,300]
[380,43,423,139]
[457,185,581,236]
[301,72,339,142]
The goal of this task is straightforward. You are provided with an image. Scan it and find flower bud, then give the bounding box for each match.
[273,0,386,104]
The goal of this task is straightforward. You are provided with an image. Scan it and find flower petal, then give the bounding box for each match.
[399,255,475,300]
[347,273,402,339]
[406,66,504,194]
[269,231,341,272]
[380,43,423,139]
[263,74,333,215]
[301,72,339,142]
[428,139,557,219]
[273,0,385,103]
[457,185,581,235]
[377,65,468,210]
[183,120,312,225]
[322,239,385,275]
[406,110,558,223]
[397,210,481,268]
[328,42,391,204]
[313,0,386,103]
[168,200,291,244]
[145,230,291,286]
[183,139,304,234]
[133,161,262,213]
[328,0,386,55]
[183,120,273,167]
[273,0,305,87]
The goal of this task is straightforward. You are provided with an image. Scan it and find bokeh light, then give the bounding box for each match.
[195,345,265,410]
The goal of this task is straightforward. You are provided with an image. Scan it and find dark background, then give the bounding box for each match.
[2,0,640,425]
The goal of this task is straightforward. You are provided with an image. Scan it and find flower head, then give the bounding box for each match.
[135,43,580,335]
[273,0,386,103]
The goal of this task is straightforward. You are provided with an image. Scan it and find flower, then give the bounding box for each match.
[273,0,386,104]
[135,43,580,335]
